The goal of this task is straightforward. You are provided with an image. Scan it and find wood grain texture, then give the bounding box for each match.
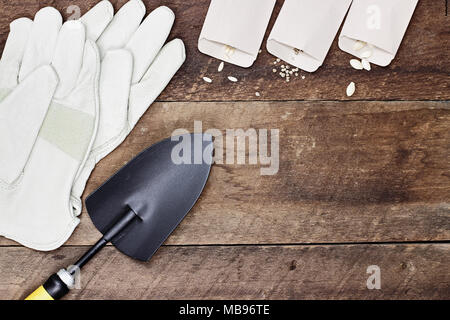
[0,0,448,301]
[0,0,448,101]
[1,101,447,246]
[58,100,450,245]
[1,244,449,300]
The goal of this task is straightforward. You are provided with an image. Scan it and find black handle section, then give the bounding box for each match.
[73,209,139,271]
[43,274,70,300]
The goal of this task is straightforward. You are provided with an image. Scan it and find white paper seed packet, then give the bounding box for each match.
[198,0,276,68]
[267,0,352,73]
[339,0,418,66]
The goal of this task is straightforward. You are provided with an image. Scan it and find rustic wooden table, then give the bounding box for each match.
[0,0,449,300]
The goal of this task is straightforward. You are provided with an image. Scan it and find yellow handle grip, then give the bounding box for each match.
[25,273,70,300]
[25,285,54,300]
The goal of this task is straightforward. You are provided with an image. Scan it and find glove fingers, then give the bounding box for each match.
[64,40,100,116]
[129,39,185,128]
[0,18,32,90]
[97,0,146,59]
[70,49,132,216]
[19,7,62,82]
[52,21,86,99]
[126,6,175,84]
[49,40,100,183]
[94,49,133,150]
[0,65,58,184]
[81,0,114,41]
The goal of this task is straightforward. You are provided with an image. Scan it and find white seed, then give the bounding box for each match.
[203,77,212,83]
[361,50,372,58]
[346,82,356,97]
[218,61,224,72]
[301,75,305,79]
[228,76,238,82]
[361,59,371,71]
[280,73,285,78]
[353,40,366,51]
[255,92,260,97]
[276,58,281,62]
[259,49,262,53]
[225,45,235,58]
[273,69,277,73]
[295,73,299,77]
[273,61,277,65]
[350,59,363,70]
[281,65,285,68]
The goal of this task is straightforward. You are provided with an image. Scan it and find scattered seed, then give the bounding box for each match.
[280,73,285,78]
[225,45,235,58]
[276,58,281,62]
[301,75,305,79]
[346,82,356,97]
[203,76,212,83]
[350,59,363,70]
[295,73,299,76]
[259,49,262,53]
[218,61,224,72]
[273,68,277,73]
[353,40,366,51]
[361,50,372,58]
[228,76,238,82]
[362,59,371,71]
[255,92,260,97]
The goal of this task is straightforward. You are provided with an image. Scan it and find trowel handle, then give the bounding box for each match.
[25,273,70,300]
[25,210,139,300]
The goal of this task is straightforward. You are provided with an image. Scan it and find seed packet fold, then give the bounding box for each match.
[267,0,352,73]
[339,0,418,67]
[198,0,276,68]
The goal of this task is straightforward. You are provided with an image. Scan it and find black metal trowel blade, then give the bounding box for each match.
[85,133,213,261]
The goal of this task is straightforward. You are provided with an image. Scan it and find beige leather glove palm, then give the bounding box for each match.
[71,0,186,215]
[0,8,101,250]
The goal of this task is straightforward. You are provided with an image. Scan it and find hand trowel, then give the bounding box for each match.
[25,133,214,300]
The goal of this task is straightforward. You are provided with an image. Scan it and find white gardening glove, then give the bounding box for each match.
[71,0,186,215]
[0,7,101,251]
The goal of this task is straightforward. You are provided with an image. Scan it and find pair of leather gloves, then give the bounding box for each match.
[0,0,185,250]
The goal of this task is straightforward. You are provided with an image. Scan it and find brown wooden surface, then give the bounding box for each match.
[0,0,449,101]
[0,0,449,300]
[2,101,448,246]
[1,244,449,300]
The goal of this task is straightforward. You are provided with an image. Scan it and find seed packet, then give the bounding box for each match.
[198,0,276,68]
[339,0,418,66]
[267,0,352,72]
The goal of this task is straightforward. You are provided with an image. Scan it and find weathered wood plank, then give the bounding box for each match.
[0,0,448,101]
[1,244,448,300]
[1,101,447,246]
